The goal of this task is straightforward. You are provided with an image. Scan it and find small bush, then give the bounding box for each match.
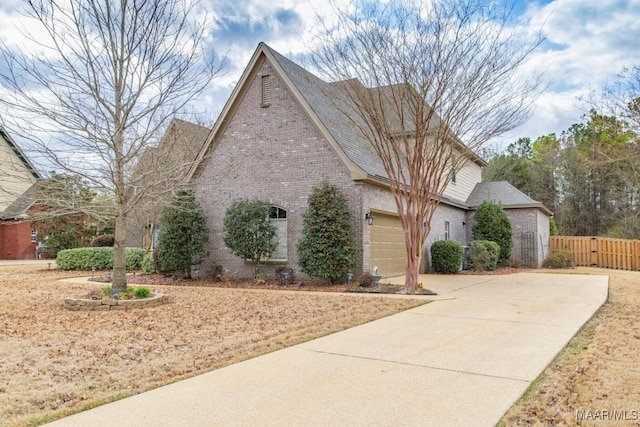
[543,251,574,269]
[431,240,464,274]
[468,240,500,272]
[56,247,146,270]
[275,266,295,285]
[90,234,115,247]
[357,272,374,287]
[140,252,155,275]
[208,265,224,281]
[134,287,151,298]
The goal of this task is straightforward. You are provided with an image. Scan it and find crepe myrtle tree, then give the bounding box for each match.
[310,0,543,293]
[223,199,276,278]
[0,0,224,292]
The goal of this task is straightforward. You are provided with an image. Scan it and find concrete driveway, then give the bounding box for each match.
[45,272,608,427]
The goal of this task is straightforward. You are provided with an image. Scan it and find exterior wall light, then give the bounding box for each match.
[365,212,374,226]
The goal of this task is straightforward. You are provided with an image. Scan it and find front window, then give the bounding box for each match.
[31,229,37,242]
[444,221,450,240]
[269,206,287,261]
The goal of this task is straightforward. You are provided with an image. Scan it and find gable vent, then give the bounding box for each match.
[261,75,271,107]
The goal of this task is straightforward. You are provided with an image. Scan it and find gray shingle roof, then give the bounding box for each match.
[266,46,390,179]
[1,182,41,219]
[466,181,551,214]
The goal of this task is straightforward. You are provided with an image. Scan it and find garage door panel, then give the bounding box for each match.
[370,213,406,277]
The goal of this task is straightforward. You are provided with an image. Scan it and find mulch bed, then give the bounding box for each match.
[126,274,437,295]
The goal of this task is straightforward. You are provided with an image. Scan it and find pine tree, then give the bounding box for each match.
[297,179,357,284]
[156,189,209,278]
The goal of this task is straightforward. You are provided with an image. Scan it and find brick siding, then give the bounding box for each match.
[194,59,362,279]
[0,221,37,260]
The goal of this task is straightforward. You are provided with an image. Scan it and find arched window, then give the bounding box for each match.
[269,206,287,261]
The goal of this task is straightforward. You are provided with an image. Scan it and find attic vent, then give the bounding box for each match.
[261,75,271,107]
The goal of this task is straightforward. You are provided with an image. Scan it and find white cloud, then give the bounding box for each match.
[3,0,639,151]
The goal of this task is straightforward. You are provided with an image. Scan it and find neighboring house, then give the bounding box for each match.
[0,126,42,259]
[188,42,551,278]
[126,118,211,250]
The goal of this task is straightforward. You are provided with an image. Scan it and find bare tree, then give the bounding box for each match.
[310,0,543,292]
[0,0,224,292]
[604,65,640,133]
[127,118,211,251]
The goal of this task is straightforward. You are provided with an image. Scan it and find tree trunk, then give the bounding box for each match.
[112,201,128,293]
[404,252,420,294]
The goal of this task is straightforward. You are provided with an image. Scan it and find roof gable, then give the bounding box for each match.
[0,126,41,180]
[466,181,552,215]
[189,43,485,184]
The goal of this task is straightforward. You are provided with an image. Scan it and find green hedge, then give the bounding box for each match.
[468,240,500,271]
[140,252,156,275]
[431,240,463,274]
[56,247,146,271]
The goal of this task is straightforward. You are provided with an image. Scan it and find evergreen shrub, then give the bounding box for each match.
[468,240,500,271]
[431,240,463,274]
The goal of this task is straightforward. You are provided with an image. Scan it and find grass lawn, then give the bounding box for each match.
[498,267,640,426]
[0,266,425,426]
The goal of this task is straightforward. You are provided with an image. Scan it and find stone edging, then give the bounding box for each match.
[63,293,167,311]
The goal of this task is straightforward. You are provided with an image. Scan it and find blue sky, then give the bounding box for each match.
[1,0,639,150]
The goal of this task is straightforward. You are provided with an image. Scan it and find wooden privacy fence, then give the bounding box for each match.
[550,236,640,271]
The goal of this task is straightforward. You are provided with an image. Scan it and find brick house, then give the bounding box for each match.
[0,126,42,259]
[126,118,211,250]
[188,43,550,278]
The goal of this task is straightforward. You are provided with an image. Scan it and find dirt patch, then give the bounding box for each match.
[0,267,426,426]
[498,267,640,426]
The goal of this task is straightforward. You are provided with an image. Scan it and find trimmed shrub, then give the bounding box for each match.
[431,240,464,274]
[472,201,513,263]
[297,179,357,284]
[468,240,500,271]
[223,199,276,278]
[140,252,155,275]
[56,247,145,270]
[90,234,115,247]
[125,248,146,271]
[156,189,210,279]
[134,287,151,298]
[543,251,574,268]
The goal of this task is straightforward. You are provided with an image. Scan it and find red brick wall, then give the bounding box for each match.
[0,221,37,260]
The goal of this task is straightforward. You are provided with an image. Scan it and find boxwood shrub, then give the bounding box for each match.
[431,240,463,274]
[468,240,500,272]
[56,247,146,271]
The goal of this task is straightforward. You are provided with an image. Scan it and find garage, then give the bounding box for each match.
[370,212,406,277]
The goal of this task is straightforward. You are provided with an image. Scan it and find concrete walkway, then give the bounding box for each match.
[45,272,608,427]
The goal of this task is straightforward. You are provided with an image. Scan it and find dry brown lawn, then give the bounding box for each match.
[499,267,640,426]
[0,266,425,427]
